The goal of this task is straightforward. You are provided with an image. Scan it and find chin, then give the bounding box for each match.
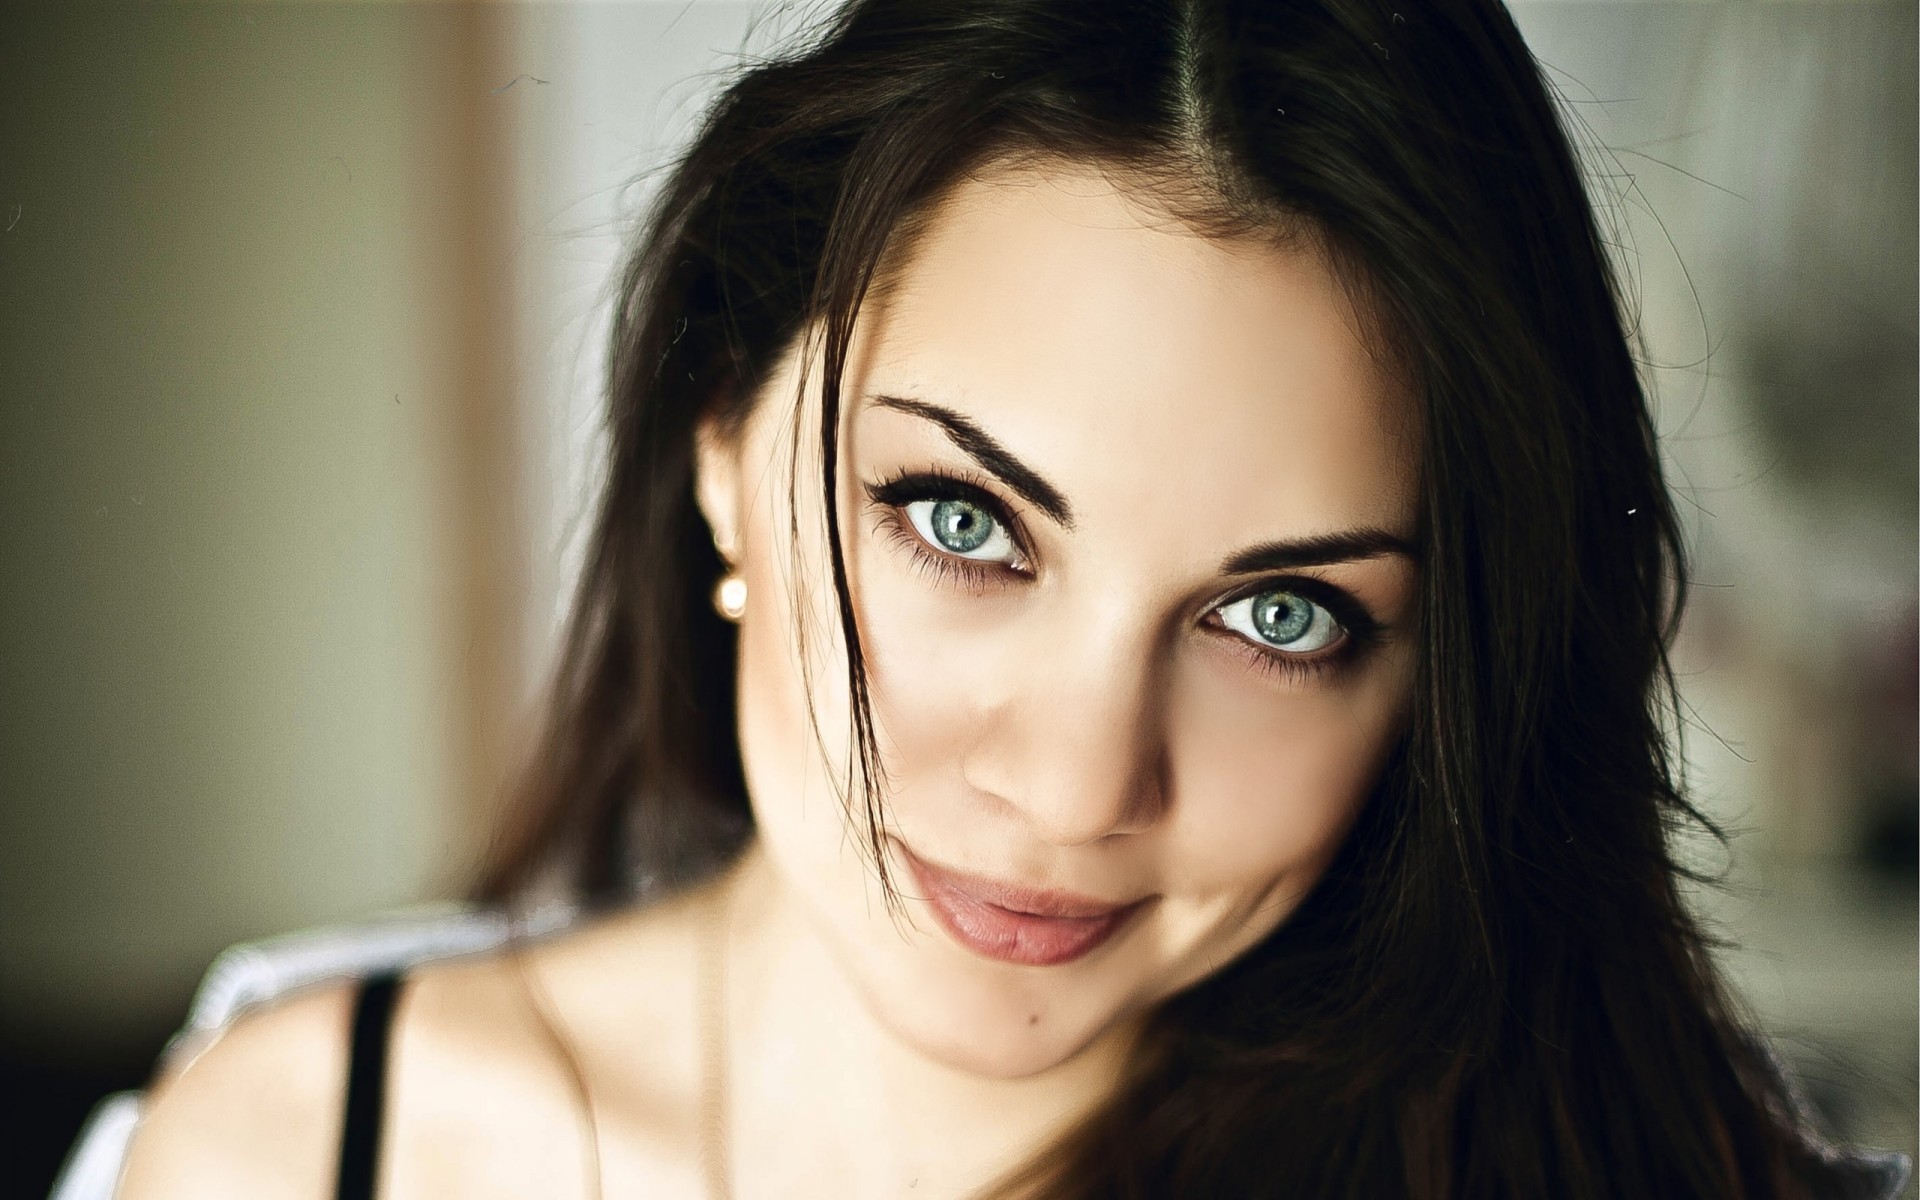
[818,895,1145,1080]
[863,959,1127,1079]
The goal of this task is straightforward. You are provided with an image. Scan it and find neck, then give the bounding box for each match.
[712,840,1140,1198]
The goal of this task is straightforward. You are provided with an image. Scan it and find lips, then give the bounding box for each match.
[896,841,1151,966]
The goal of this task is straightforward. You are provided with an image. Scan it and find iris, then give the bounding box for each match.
[1252,591,1315,645]
[929,498,994,554]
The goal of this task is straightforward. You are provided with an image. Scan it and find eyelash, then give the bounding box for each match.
[859,467,1383,683]
[1203,588,1380,684]
[863,467,1035,587]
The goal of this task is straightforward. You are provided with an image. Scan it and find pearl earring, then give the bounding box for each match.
[712,570,746,623]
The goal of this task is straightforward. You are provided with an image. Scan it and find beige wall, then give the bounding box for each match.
[0,5,525,1053]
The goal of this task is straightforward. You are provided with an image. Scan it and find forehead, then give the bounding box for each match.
[851,161,1419,544]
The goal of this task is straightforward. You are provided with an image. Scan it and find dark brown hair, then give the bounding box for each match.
[479,0,1851,1194]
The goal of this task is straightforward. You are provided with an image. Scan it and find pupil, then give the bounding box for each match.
[1253,592,1313,644]
[932,499,991,553]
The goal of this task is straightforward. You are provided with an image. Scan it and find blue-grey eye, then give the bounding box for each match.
[1216,588,1342,653]
[904,497,1018,561]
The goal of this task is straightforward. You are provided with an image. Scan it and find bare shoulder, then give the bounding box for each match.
[383,896,711,1197]
[119,978,356,1200]
[118,892,711,1200]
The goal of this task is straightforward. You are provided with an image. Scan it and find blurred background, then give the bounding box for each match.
[0,1,1912,1195]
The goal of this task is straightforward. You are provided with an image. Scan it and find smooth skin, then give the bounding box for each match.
[119,158,1421,1200]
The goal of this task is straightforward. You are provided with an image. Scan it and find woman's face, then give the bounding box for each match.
[697,159,1421,1079]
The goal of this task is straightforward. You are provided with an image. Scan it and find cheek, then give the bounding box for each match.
[731,461,861,854]
[735,586,827,794]
[850,565,1000,780]
[1164,652,1410,894]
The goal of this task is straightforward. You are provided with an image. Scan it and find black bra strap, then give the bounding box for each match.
[336,969,404,1200]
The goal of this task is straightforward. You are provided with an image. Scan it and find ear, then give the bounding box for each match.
[693,414,743,564]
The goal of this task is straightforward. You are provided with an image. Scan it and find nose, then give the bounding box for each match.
[962,611,1169,846]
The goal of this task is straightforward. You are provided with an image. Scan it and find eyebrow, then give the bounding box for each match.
[867,391,1417,572]
[1219,530,1418,574]
[868,393,1075,527]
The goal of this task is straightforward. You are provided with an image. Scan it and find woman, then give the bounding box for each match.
[98,0,1906,1196]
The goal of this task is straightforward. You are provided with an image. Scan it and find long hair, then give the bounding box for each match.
[477,0,1843,1194]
